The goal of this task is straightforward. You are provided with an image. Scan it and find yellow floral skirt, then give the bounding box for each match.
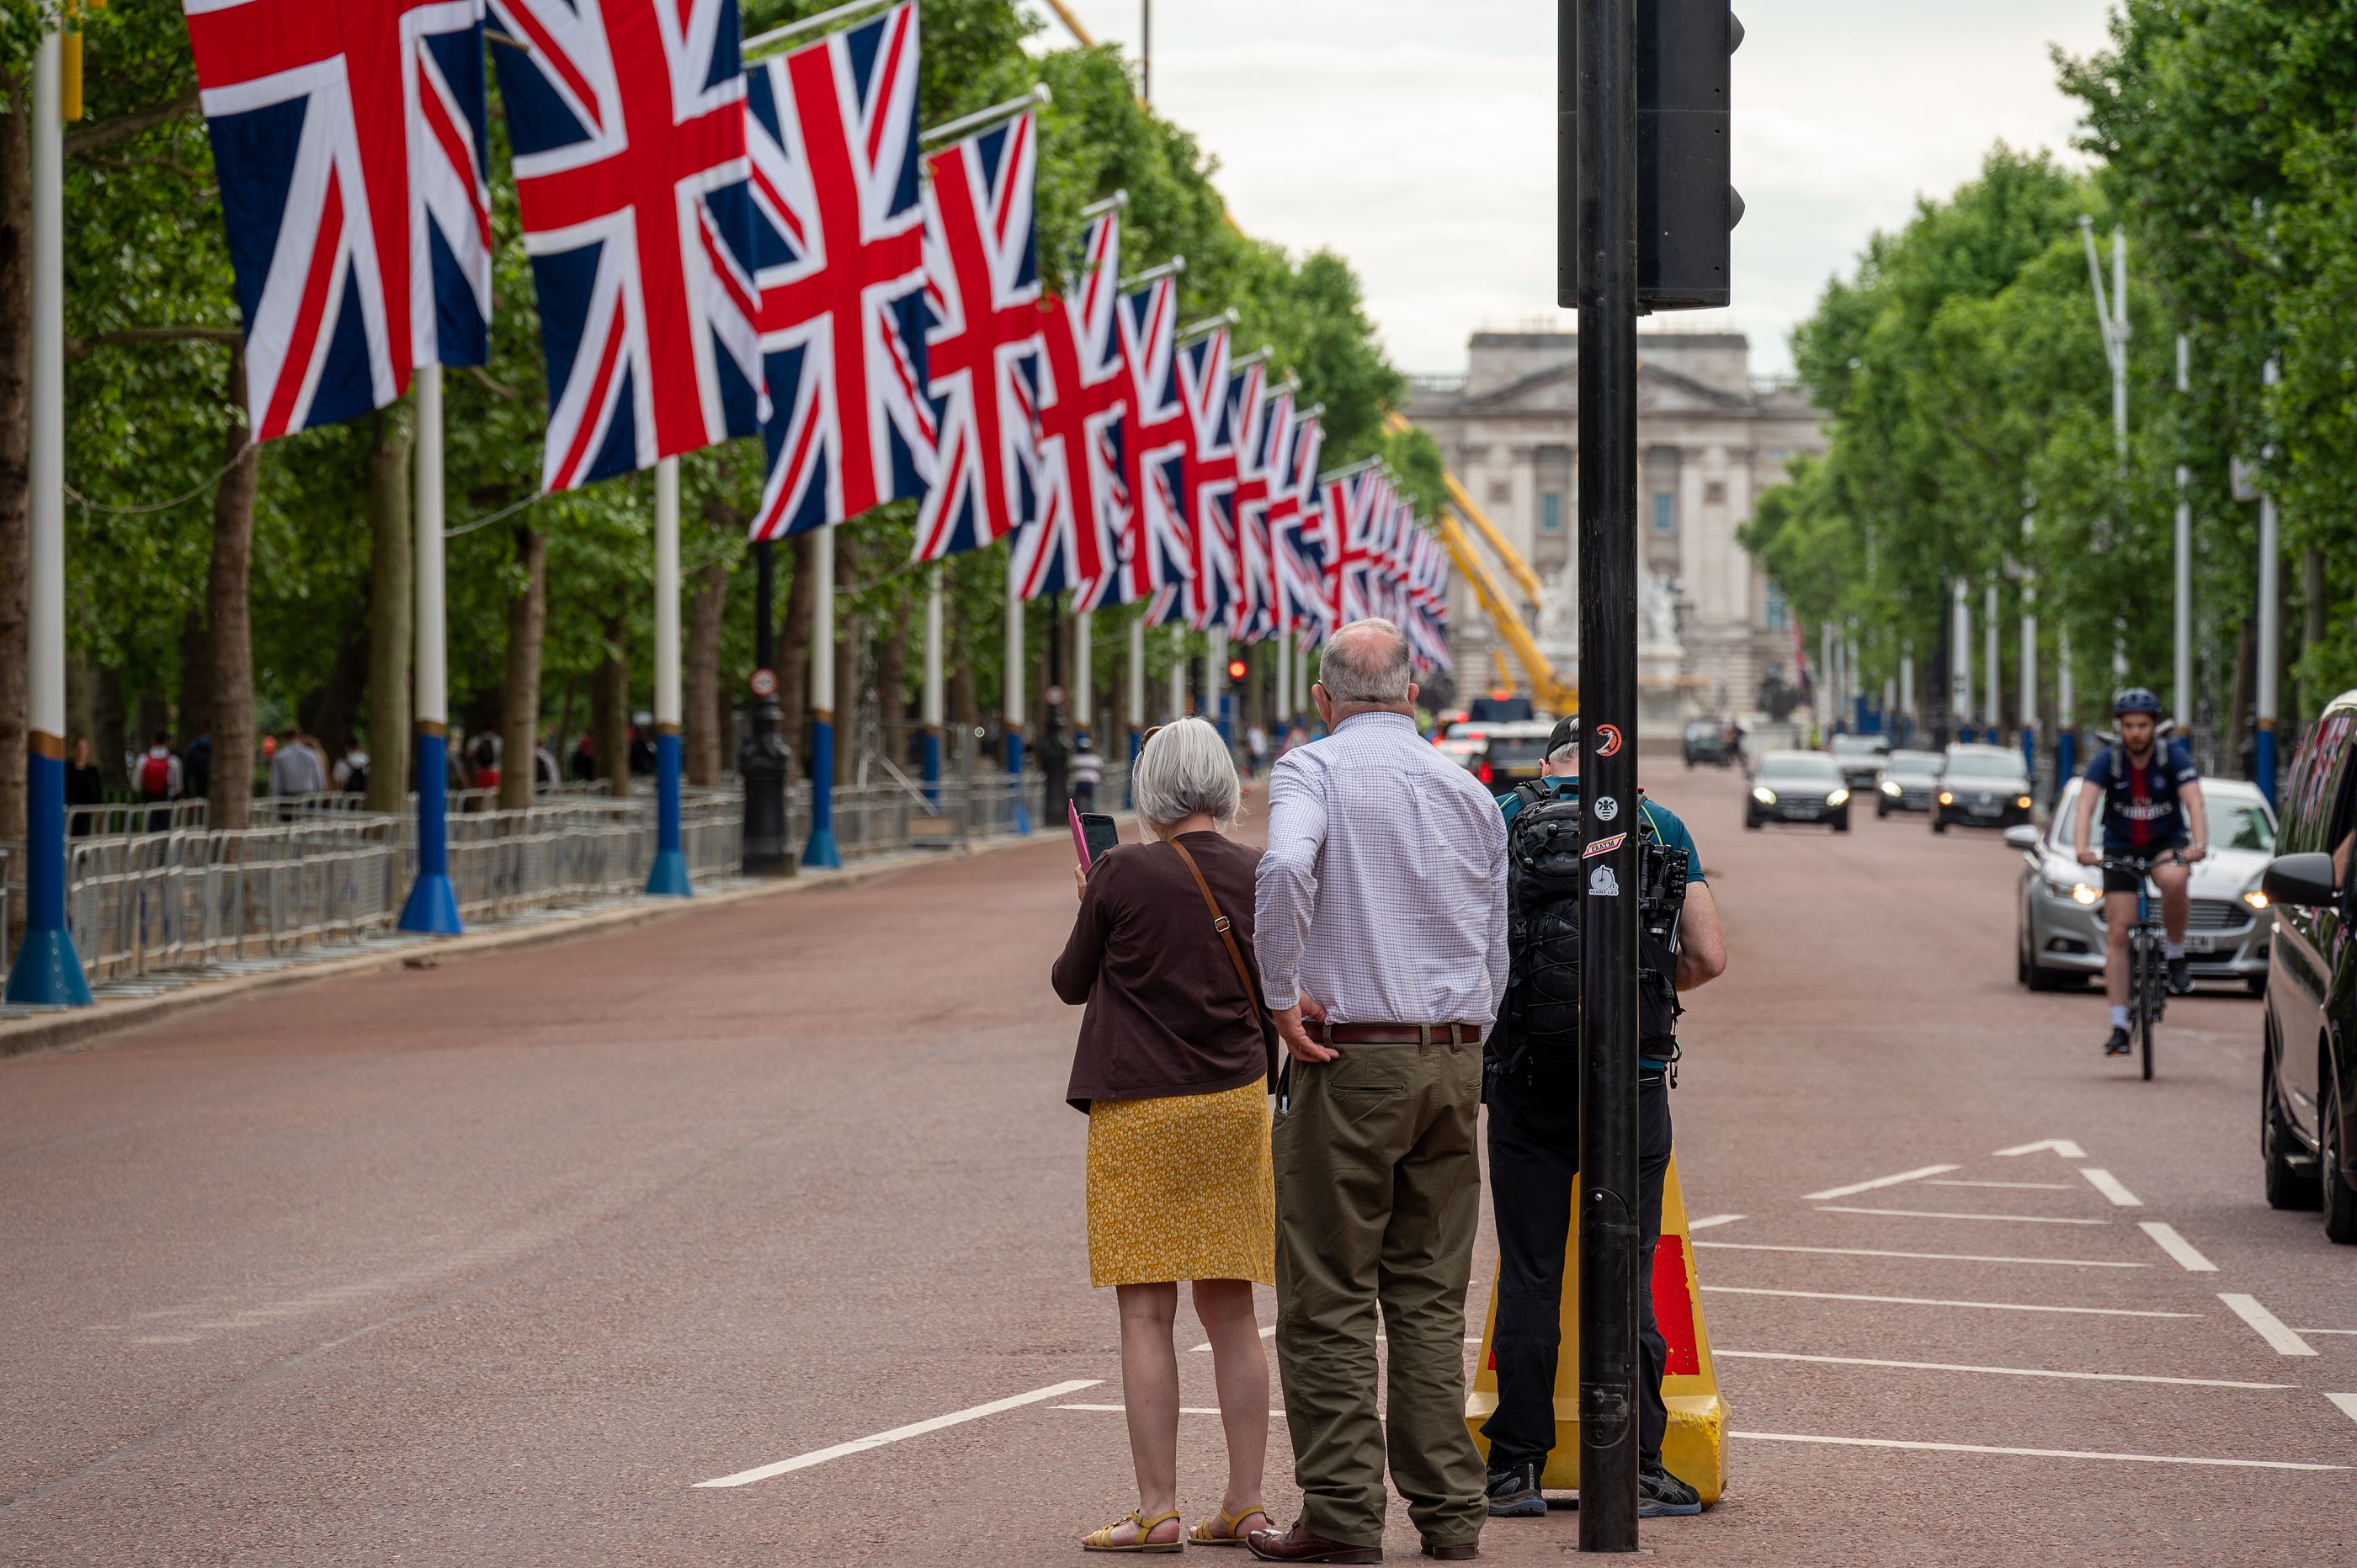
[1086,1079,1275,1288]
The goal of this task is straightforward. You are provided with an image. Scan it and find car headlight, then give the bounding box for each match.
[2244,888,2272,911]
[1937,790,1955,805]
[1881,779,1902,795]
[2015,795,2033,809]
[2072,883,2102,906]
[1752,786,1777,805]
[1827,789,1850,806]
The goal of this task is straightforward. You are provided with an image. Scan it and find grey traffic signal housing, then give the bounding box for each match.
[1558,1,1744,311]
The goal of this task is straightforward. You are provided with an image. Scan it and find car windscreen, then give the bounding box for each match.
[1888,752,1943,773]
[1830,738,1886,757]
[1759,759,1841,785]
[1484,737,1551,767]
[1943,754,2023,779]
[2214,799,2276,853]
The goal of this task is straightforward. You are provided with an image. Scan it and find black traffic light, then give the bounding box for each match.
[1558,1,1743,311]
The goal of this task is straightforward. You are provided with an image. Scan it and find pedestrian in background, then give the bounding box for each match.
[65,735,104,834]
[269,725,326,800]
[1070,732,1105,813]
[1248,619,1508,1565]
[333,740,370,795]
[1244,722,1269,781]
[136,730,183,832]
[1052,716,1279,1555]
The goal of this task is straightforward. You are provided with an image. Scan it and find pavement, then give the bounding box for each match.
[3,762,2354,1565]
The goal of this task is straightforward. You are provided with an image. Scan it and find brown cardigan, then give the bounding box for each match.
[1052,831,1276,1112]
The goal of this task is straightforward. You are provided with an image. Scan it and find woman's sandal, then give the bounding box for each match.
[1083,1508,1185,1554]
[1189,1503,1269,1547]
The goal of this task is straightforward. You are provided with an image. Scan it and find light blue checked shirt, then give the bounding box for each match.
[1253,711,1511,1027]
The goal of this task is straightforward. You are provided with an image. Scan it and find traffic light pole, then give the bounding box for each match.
[1569,0,1642,1549]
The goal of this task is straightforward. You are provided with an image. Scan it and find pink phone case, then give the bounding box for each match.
[1070,800,1093,869]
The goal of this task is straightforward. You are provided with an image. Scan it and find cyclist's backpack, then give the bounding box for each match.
[342,759,368,795]
[138,752,172,799]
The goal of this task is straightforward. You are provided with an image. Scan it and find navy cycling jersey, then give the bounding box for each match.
[2083,739,2199,852]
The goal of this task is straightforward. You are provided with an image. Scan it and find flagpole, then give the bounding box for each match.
[1207,625,1230,748]
[646,457,690,895]
[397,364,462,934]
[1004,560,1029,833]
[1073,610,1093,749]
[4,28,88,1007]
[921,564,944,803]
[1168,627,1186,721]
[1275,627,1291,735]
[1125,614,1145,804]
[804,524,842,867]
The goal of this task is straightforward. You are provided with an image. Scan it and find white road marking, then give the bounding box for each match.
[1732,1430,2342,1471]
[2296,1327,2357,1337]
[2078,1167,2143,1207]
[2327,1394,2357,1427]
[1817,1205,2108,1225]
[1801,1164,1961,1202]
[1687,1214,1745,1230]
[1924,1180,2074,1190]
[692,1379,1103,1487]
[1995,1139,2089,1159]
[2219,1294,2317,1357]
[2138,1222,2216,1273]
[1704,1285,2197,1319]
[1715,1348,2290,1390]
[1694,1241,2147,1269]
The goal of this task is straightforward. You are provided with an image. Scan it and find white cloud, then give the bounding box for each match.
[1030,0,2117,375]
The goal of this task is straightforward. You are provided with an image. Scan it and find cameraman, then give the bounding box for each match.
[1482,715,1726,1522]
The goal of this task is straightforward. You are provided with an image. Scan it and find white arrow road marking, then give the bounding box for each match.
[1731,1431,2343,1471]
[2139,1221,2216,1272]
[1695,1241,2147,1269]
[1994,1139,2089,1159]
[693,1379,1103,1487]
[2220,1294,2317,1357]
[1802,1164,1961,1202]
[2078,1168,2143,1206]
[2327,1394,2357,1427]
[1816,1205,2108,1225]
[1715,1349,2290,1390]
[1704,1285,2196,1318]
[1687,1213,1745,1230]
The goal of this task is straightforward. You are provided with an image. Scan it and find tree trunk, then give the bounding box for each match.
[205,353,260,831]
[684,555,728,785]
[779,531,816,757]
[365,407,412,811]
[95,666,126,791]
[875,604,909,771]
[303,626,369,755]
[2227,614,2256,780]
[833,530,859,785]
[177,605,212,752]
[0,79,30,852]
[66,646,95,754]
[499,525,546,809]
[595,610,630,798]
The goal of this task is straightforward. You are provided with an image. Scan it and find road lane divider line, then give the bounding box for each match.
[2219,1294,2317,1357]
[2295,1327,2357,1336]
[1704,1285,2196,1318]
[1687,1214,1744,1230]
[693,1379,1103,1487]
[1801,1164,1960,1202]
[1731,1430,2342,1471]
[1694,1241,2147,1268]
[2138,1222,2216,1273]
[2328,1394,2357,1427]
[1925,1180,2074,1190]
[1715,1348,2290,1389]
[1816,1205,2107,1225]
[1994,1139,2088,1159]
[2078,1167,2143,1207]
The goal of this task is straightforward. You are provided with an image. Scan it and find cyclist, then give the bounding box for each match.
[2071,688,2209,1055]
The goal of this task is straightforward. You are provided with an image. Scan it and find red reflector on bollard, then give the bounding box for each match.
[1652,1235,1700,1375]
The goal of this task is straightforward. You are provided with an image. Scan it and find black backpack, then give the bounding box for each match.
[1498,783,1683,1076]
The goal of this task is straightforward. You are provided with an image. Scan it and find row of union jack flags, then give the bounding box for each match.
[180,0,1445,664]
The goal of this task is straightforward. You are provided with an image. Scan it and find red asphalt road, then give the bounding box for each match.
[4,762,2355,1565]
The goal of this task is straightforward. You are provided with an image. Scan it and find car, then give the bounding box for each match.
[1931,744,2035,832]
[1745,749,1851,832]
[1875,748,1944,816]
[1827,733,1890,789]
[2009,774,2278,995]
[1684,720,1737,768]
[1473,720,1556,789]
[2256,690,2357,1244]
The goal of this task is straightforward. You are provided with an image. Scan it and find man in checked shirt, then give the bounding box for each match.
[1246,619,1508,1567]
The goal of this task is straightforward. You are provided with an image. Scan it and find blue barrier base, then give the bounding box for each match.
[801,827,842,869]
[921,731,942,805]
[397,872,463,935]
[645,848,693,897]
[4,924,93,1008]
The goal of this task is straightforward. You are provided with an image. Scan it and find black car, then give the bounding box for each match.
[1746,750,1851,832]
[1931,744,2035,832]
[1684,720,1736,768]
[1828,733,1890,790]
[2257,688,2357,1244]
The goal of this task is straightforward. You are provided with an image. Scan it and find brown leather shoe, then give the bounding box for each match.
[1244,1522,1383,1563]
[1420,1542,1478,1560]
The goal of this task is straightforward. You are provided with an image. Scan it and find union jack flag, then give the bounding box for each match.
[746,0,934,539]
[911,111,1042,561]
[1011,210,1130,605]
[490,0,764,492]
[1224,357,1274,638]
[1324,465,1387,628]
[1270,408,1329,647]
[184,0,491,440]
[1178,325,1240,631]
[1116,273,1190,609]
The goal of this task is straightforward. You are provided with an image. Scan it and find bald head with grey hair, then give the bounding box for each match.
[1314,618,1418,714]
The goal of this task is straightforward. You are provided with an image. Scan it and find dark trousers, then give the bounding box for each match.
[1482,1065,1673,1470]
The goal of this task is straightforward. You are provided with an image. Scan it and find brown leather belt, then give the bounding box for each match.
[1318,1022,1484,1046]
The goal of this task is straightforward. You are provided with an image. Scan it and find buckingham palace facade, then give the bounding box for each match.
[1405,330,1827,720]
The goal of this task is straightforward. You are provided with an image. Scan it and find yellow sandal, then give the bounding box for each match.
[1083,1509,1184,1554]
[1189,1504,1269,1547]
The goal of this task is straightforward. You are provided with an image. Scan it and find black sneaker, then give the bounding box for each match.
[1486,1460,1546,1518]
[1639,1462,1701,1518]
[2104,1025,2133,1055]
[2168,956,2195,995]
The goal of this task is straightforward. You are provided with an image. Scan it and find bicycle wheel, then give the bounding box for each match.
[2137,934,2158,1081]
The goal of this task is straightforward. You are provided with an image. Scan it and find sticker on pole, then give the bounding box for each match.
[1594,795,1620,821]
[1588,865,1620,897]
[1045,683,1067,707]
[748,667,779,698]
[1594,723,1624,758]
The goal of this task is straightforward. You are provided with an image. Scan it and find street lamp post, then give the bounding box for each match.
[740,540,794,874]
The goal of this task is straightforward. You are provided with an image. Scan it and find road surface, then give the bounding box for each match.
[3,761,2353,1565]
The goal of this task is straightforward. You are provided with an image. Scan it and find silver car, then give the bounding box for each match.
[2010,775,2279,993]
[1875,748,1943,816]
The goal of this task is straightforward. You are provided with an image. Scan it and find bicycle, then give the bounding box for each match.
[2099,850,2189,1082]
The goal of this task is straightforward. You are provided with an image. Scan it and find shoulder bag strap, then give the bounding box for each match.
[1168,838,1266,1022]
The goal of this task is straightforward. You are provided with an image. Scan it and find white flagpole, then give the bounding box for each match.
[1004,560,1028,832]
[805,524,841,865]
[397,364,461,933]
[1168,627,1186,720]
[1074,609,1093,746]
[1125,614,1145,802]
[646,458,689,894]
[922,565,944,801]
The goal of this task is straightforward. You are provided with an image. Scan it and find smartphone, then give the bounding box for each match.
[1078,811,1120,868]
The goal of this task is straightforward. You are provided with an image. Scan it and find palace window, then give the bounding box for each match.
[1764,582,1790,630]
[1650,492,1676,534]
[1540,491,1563,534]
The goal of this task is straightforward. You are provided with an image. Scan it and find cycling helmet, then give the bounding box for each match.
[2112,687,2162,716]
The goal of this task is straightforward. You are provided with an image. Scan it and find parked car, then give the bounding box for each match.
[1875,748,1944,816]
[2009,775,2277,995]
[1436,721,1489,772]
[1684,720,1736,768]
[1473,720,1556,789]
[2257,690,2357,1243]
[1828,732,1891,789]
[1932,745,2035,832]
[1745,749,1851,832]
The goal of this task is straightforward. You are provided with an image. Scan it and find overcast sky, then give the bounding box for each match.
[1031,1,2120,376]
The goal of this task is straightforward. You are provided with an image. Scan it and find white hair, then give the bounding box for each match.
[1317,619,1413,704]
[1132,717,1242,830]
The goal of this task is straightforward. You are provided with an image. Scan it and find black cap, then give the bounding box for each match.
[1546,714,1580,758]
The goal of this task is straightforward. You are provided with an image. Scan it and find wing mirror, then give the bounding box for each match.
[2003,825,2041,853]
[2261,851,2338,909]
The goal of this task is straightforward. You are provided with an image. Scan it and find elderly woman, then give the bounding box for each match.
[1053,717,1276,1554]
